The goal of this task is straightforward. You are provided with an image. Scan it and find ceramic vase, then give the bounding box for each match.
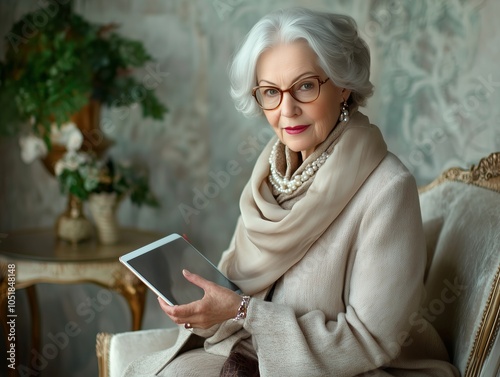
[56,194,93,244]
[89,192,121,245]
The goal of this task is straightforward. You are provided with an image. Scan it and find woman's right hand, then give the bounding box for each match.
[158,269,243,330]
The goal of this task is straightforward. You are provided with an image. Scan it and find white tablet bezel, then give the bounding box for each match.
[119,233,240,306]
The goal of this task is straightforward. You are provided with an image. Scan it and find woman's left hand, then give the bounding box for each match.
[158,269,243,329]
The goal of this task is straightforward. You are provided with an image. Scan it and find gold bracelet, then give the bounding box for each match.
[233,295,250,321]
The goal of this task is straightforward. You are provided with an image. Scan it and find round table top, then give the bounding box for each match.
[0,227,164,262]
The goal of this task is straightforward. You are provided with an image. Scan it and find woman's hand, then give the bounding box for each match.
[158,269,243,329]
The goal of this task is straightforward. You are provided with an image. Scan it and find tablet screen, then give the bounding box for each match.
[120,234,241,305]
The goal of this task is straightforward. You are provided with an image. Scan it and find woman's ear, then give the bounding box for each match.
[341,88,352,102]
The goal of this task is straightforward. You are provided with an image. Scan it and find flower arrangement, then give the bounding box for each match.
[55,152,159,207]
[54,126,159,207]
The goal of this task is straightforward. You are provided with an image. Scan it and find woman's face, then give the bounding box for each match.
[255,41,350,159]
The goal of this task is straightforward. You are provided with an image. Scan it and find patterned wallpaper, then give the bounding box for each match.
[0,0,498,375]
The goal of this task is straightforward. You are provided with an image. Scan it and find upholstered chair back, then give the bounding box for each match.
[418,153,500,377]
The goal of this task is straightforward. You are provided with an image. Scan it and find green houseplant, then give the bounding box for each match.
[0,2,166,244]
[0,1,167,148]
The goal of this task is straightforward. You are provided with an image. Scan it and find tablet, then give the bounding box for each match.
[119,233,241,306]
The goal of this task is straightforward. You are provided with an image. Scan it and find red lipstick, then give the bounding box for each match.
[284,125,309,135]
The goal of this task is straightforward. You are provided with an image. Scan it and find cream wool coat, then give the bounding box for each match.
[123,153,459,377]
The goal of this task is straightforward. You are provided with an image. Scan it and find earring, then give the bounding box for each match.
[339,101,349,123]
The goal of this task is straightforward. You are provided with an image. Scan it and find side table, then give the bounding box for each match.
[0,227,163,376]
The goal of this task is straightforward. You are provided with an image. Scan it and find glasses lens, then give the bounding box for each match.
[253,77,323,110]
[255,87,281,110]
[291,78,320,103]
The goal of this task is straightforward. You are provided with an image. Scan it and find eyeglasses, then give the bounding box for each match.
[252,76,330,110]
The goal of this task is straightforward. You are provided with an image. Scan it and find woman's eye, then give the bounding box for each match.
[264,88,280,97]
[298,81,315,91]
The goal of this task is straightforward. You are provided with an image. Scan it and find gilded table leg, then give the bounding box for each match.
[112,269,147,330]
[122,281,147,331]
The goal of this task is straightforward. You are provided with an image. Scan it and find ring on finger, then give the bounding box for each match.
[184,323,192,329]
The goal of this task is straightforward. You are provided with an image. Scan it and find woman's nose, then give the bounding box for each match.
[280,92,301,117]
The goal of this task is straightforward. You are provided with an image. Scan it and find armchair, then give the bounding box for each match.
[96,152,500,377]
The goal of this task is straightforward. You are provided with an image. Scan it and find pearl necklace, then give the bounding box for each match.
[268,140,329,195]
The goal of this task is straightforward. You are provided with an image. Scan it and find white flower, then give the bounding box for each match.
[51,122,84,151]
[66,130,84,151]
[19,134,48,164]
[56,150,89,174]
[54,159,65,176]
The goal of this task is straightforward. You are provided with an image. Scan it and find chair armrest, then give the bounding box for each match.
[96,327,179,377]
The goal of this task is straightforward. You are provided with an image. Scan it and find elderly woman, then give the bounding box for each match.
[124,7,459,377]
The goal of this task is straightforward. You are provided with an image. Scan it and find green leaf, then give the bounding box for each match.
[0,0,167,146]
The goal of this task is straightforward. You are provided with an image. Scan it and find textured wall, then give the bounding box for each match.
[0,0,498,376]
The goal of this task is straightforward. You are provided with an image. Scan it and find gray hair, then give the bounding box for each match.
[229,7,373,117]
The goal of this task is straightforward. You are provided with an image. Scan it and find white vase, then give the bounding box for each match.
[89,192,121,245]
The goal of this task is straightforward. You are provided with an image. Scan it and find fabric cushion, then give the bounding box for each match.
[109,327,179,377]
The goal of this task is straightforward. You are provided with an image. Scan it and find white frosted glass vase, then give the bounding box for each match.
[89,192,121,245]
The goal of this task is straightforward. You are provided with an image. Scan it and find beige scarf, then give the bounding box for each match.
[218,111,388,295]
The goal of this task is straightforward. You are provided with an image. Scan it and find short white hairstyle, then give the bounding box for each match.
[229,7,373,117]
